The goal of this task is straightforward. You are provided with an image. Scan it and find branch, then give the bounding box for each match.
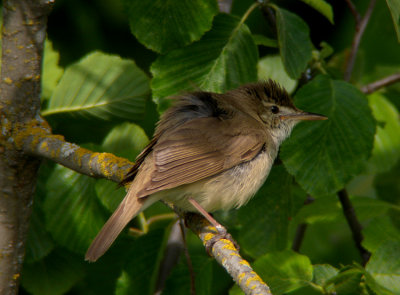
[292,196,314,252]
[13,119,133,183]
[337,189,371,265]
[344,0,377,81]
[0,0,52,293]
[186,213,273,295]
[360,73,400,94]
[12,122,273,295]
[344,0,361,23]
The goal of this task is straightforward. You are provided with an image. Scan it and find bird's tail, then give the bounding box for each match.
[85,189,158,262]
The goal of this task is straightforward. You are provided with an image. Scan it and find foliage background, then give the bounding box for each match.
[15,0,400,294]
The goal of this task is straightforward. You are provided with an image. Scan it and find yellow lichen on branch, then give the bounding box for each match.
[10,117,134,183]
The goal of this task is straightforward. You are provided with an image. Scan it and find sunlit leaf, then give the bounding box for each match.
[258,55,297,93]
[298,0,334,24]
[125,0,218,53]
[41,40,63,100]
[368,92,400,173]
[43,52,149,122]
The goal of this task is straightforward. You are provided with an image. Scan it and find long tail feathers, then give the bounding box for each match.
[85,191,155,262]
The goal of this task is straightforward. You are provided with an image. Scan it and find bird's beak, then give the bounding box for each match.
[280,111,328,121]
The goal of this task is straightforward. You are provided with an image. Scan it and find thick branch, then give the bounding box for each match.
[344,0,376,81]
[0,0,52,293]
[338,189,371,265]
[361,73,400,94]
[13,119,133,183]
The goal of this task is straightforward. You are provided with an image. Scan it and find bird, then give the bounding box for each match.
[85,80,327,262]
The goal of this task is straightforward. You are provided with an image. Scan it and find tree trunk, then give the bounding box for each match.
[0,1,51,293]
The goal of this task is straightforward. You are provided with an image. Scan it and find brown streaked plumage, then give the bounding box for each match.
[85,80,327,262]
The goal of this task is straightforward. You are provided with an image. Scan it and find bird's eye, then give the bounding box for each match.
[270,106,279,114]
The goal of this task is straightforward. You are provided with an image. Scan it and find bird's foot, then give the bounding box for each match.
[205,225,240,255]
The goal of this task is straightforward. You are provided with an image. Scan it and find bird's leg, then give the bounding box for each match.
[188,198,239,254]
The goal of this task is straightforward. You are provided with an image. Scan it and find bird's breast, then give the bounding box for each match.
[162,150,274,212]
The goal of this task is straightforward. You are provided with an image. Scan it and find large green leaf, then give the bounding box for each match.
[151,13,258,111]
[95,123,149,212]
[366,240,400,294]
[163,255,214,295]
[257,55,297,93]
[281,75,376,197]
[253,250,314,295]
[368,93,400,173]
[298,0,334,24]
[125,0,218,53]
[41,39,63,100]
[44,165,107,254]
[116,228,167,295]
[271,6,313,79]
[21,249,85,295]
[312,264,338,291]
[237,166,306,258]
[385,0,400,42]
[43,52,149,122]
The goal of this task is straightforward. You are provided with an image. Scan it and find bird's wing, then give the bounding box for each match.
[136,116,267,198]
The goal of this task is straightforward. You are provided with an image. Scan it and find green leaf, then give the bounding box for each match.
[257,55,297,94]
[21,249,85,295]
[44,165,107,254]
[96,123,149,212]
[385,0,400,42]
[41,39,63,100]
[151,13,258,111]
[163,255,214,295]
[271,6,313,79]
[281,75,376,197]
[327,266,364,294]
[102,122,149,161]
[253,250,313,294]
[312,264,339,288]
[24,206,54,263]
[366,240,400,294]
[363,217,400,253]
[125,0,218,53]
[116,228,167,295]
[43,52,150,122]
[252,34,278,48]
[368,93,400,173]
[298,0,334,24]
[237,166,306,258]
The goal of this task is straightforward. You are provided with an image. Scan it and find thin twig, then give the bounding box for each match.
[361,73,400,94]
[179,218,196,295]
[292,196,314,252]
[292,223,308,252]
[154,220,185,295]
[337,189,371,266]
[344,0,361,23]
[344,0,377,81]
